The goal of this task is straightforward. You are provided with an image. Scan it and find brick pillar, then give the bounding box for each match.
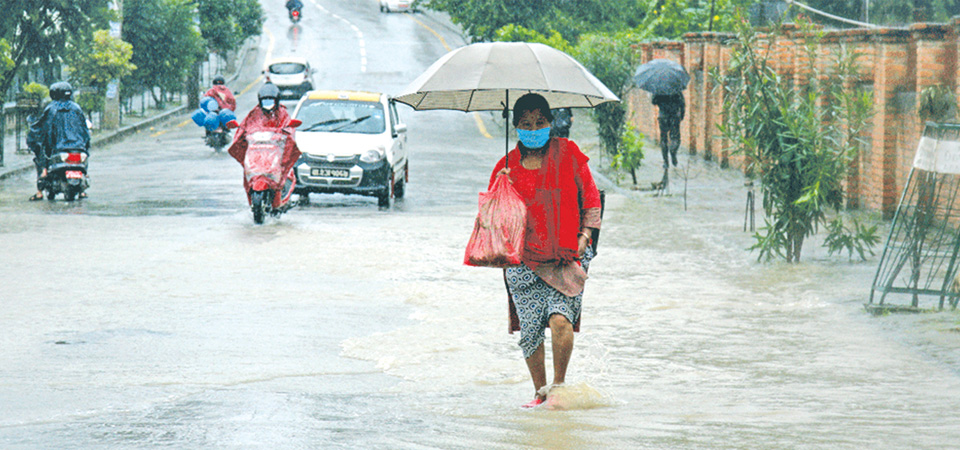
[686,34,705,156]
[869,29,912,218]
[702,34,722,161]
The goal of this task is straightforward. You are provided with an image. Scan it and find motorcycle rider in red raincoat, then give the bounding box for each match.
[227,83,302,208]
[204,75,237,112]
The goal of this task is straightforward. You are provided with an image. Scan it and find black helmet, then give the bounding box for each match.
[212,75,225,85]
[257,83,280,111]
[49,81,74,101]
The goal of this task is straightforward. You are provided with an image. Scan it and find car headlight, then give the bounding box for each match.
[360,149,384,163]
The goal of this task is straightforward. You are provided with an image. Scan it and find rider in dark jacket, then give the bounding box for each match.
[28,81,91,201]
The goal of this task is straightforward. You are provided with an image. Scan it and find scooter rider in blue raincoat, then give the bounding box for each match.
[28,81,90,201]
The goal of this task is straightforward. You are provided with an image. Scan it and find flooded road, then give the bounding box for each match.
[3,0,960,448]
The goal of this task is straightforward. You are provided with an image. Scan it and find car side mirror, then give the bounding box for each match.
[225,120,240,129]
[289,119,302,128]
[395,124,407,134]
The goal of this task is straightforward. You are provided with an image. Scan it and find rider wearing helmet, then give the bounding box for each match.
[28,81,91,201]
[253,83,288,126]
[227,82,301,203]
[204,74,236,112]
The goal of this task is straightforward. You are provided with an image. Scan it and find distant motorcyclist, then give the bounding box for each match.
[28,81,90,201]
[285,0,303,17]
[204,75,236,113]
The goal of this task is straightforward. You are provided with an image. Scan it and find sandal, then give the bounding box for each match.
[78,192,88,199]
[520,397,545,409]
[28,192,44,201]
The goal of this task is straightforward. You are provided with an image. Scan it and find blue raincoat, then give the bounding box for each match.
[38,100,91,160]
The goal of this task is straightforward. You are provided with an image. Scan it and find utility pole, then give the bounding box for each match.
[103,0,122,129]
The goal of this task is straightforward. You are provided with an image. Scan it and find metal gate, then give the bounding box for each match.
[868,123,960,312]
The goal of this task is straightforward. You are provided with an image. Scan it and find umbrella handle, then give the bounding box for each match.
[503,92,510,167]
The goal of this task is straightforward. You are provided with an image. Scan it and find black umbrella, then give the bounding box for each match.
[633,58,690,96]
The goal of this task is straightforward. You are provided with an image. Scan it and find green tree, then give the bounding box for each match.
[0,0,111,97]
[494,24,574,54]
[718,15,874,262]
[66,30,136,88]
[575,31,645,156]
[123,0,204,105]
[0,40,13,76]
[800,0,960,25]
[428,0,649,43]
[64,29,136,113]
[197,0,263,54]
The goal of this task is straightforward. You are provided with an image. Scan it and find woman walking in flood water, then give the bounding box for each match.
[488,93,602,408]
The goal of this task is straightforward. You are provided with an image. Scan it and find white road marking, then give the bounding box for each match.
[309,0,367,73]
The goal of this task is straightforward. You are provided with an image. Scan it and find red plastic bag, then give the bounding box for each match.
[464,173,527,267]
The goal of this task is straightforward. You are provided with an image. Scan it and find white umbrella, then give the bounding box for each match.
[395,42,619,159]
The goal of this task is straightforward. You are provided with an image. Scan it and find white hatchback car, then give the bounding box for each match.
[379,0,412,13]
[263,57,315,100]
[292,90,408,208]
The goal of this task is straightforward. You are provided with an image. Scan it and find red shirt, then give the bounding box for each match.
[489,138,601,267]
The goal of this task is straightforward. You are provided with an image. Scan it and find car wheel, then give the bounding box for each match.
[394,172,405,199]
[377,170,393,209]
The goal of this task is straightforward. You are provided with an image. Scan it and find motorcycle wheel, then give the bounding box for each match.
[65,185,80,202]
[251,190,268,224]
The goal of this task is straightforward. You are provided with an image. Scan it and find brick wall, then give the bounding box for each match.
[628,21,960,218]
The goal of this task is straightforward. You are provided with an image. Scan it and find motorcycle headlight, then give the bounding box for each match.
[360,148,384,163]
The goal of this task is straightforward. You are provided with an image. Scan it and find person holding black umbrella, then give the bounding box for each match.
[490,93,602,409]
[653,92,685,168]
[633,58,690,168]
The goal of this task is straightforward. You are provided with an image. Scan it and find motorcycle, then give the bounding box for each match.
[288,6,302,23]
[43,150,89,201]
[204,127,231,152]
[226,119,302,224]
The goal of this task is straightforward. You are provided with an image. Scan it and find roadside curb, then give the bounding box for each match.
[0,106,187,182]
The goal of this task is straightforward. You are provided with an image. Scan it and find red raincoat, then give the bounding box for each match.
[205,85,237,112]
[227,106,302,207]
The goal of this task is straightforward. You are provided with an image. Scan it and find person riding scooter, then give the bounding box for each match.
[285,0,303,20]
[227,83,302,215]
[204,75,236,113]
[28,81,90,201]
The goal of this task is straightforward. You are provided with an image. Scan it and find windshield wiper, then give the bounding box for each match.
[301,118,349,131]
[329,115,372,132]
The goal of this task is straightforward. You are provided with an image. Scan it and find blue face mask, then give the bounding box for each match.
[517,127,551,149]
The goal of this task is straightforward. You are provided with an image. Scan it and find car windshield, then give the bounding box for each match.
[269,63,306,75]
[296,100,385,134]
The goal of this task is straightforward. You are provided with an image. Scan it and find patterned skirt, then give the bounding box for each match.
[505,247,594,358]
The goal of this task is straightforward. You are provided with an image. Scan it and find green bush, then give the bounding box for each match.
[21,82,49,100]
[718,13,874,262]
[613,126,645,185]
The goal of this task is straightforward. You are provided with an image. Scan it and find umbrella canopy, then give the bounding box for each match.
[632,58,690,96]
[395,42,619,112]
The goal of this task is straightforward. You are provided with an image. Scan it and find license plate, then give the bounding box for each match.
[65,170,84,179]
[311,168,349,178]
